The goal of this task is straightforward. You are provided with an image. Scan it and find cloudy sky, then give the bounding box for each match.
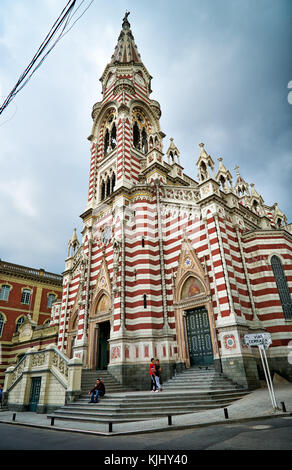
[0,0,291,275]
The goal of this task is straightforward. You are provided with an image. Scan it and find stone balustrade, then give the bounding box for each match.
[3,345,83,413]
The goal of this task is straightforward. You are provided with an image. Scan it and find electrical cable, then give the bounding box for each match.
[0,0,95,117]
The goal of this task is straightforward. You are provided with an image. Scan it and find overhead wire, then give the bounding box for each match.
[0,0,95,117]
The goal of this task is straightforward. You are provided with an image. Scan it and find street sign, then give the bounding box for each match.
[244,332,278,410]
[244,333,272,350]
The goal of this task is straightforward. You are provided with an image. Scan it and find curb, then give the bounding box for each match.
[0,411,291,437]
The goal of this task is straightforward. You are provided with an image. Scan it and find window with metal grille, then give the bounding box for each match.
[0,285,10,301]
[21,289,31,304]
[271,255,292,320]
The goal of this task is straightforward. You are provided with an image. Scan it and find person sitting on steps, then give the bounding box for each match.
[88,378,105,403]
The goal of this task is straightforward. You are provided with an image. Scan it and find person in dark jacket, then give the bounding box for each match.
[88,378,105,403]
[0,384,3,408]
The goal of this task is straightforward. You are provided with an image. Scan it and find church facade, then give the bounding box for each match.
[50,14,292,391]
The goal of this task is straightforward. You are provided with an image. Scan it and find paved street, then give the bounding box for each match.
[1,416,292,451]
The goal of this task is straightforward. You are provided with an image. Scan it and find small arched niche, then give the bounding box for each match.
[180,276,205,300]
[96,293,110,314]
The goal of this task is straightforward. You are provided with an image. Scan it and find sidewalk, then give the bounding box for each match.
[0,383,291,436]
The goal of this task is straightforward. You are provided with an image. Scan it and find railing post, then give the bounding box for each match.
[281,401,287,412]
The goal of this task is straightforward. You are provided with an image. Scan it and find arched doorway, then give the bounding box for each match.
[87,291,112,370]
[174,269,219,368]
[180,276,214,366]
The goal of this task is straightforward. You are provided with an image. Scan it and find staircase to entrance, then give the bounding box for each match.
[47,366,249,426]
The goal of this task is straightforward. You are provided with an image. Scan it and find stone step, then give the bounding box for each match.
[63,397,243,413]
[76,389,247,402]
[48,367,249,427]
[51,403,233,420]
[49,401,236,423]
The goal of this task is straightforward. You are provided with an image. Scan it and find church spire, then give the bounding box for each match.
[111,12,142,64]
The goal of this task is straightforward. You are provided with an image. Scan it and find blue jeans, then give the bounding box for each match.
[90,390,104,403]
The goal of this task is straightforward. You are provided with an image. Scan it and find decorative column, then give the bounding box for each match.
[155,180,171,334]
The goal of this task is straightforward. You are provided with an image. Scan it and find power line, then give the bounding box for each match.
[0,0,95,117]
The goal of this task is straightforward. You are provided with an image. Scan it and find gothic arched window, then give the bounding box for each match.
[104,112,116,156]
[100,170,116,201]
[271,255,292,320]
[132,109,149,153]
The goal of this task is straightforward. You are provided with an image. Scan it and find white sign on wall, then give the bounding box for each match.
[243,333,272,350]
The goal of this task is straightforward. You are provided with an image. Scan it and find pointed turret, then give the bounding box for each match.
[216,157,232,191]
[234,165,250,198]
[166,138,181,166]
[67,228,80,258]
[196,143,214,182]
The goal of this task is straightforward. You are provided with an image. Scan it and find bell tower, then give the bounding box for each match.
[86,12,165,211]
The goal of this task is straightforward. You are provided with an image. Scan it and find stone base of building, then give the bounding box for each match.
[6,402,62,414]
[108,361,178,390]
[221,355,260,390]
[257,356,292,383]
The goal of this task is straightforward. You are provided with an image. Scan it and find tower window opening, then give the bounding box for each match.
[143,294,147,309]
[219,175,226,190]
[104,129,110,155]
[252,200,259,214]
[111,124,117,150]
[141,127,148,154]
[106,176,111,197]
[133,121,140,150]
[200,161,208,181]
[111,173,116,192]
[101,180,106,201]
[142,236,145,248]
